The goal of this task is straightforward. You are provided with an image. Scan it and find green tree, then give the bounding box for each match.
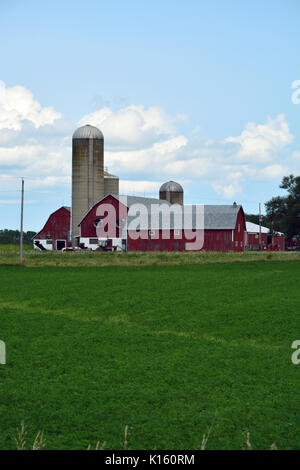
[0,229,36,245]
[265,174,300,239]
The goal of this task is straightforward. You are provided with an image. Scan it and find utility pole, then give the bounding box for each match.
[20,178,24,265]
[259,203,262,250]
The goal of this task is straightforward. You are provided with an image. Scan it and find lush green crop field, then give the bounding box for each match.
[0,262,300,449]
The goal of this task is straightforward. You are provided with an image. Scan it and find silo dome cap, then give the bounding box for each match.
[159,181,183,192]
[73,124,104,140]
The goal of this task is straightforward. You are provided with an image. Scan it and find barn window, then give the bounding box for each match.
[235,241,238,247]
[241,241,243,247]
[89,239,99,244]
[238,224,240,232]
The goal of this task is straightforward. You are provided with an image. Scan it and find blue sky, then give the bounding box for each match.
[0,0,299,231]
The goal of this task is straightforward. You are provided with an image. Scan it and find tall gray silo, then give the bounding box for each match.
[72,124,104,245]
[159,181,184,205]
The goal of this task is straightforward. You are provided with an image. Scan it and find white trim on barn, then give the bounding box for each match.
[33,239,53,251]
[79,237,124,251]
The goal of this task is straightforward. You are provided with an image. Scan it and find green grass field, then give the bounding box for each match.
[0,245,300,267]
[1,260,300,449]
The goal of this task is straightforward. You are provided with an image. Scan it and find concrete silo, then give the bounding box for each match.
[72,124,104,245]
[159,181,184,205]
[104,170,119,195]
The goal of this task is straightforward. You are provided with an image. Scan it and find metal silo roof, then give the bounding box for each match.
[159,181,183,192]
[72,124,104,140]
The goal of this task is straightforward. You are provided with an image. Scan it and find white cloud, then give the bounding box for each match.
[163,158,212,177]
[0,81,61,131]
[0,144,45,166]
[225,114,293,162]
[105,135,188,175]
[120,180,161,195]
[27,176,71,187]
[0,81,297,209]
[78,105,186,148]
[258,164,287,180]
[213,182,242,200]
[292,151,300,160]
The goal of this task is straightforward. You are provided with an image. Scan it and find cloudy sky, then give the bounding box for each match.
[0,0,299,231]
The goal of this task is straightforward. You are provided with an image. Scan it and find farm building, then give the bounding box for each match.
[33,123,252,252]
[245,222,285,250]
[76,194,246,252]
[33,206,71,251]
[33,194,246,252]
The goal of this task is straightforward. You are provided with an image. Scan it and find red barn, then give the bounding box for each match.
[245,222,285,250]
[33,206,71,251]
[77,195,246,252]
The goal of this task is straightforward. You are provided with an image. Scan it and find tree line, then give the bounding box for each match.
[0,229,36,245]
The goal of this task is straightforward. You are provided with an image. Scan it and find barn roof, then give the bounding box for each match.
[33,206,71,239]
[78,194,243,230]
[104,171,119,179]
[113,196,242,230]
[246,221,283,235]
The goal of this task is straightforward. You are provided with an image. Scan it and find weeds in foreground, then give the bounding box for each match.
[12,421,278,450]
[243,429,277,451]
[88,424,133,450]
[200,411,218,450]
[15,422,46,450]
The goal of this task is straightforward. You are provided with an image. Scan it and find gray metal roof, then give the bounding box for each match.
[104,171,119,179]
[203,205,242,230]
[159,181,183,193]
[73,124,104,140]
[78,193,242,230]
[113,195,241,230]
[114,195,170,210]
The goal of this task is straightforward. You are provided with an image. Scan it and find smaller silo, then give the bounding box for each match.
[104,171,119,196]
[159,181,184,205]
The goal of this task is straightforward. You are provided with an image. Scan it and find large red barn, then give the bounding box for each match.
[77,194,246,252]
